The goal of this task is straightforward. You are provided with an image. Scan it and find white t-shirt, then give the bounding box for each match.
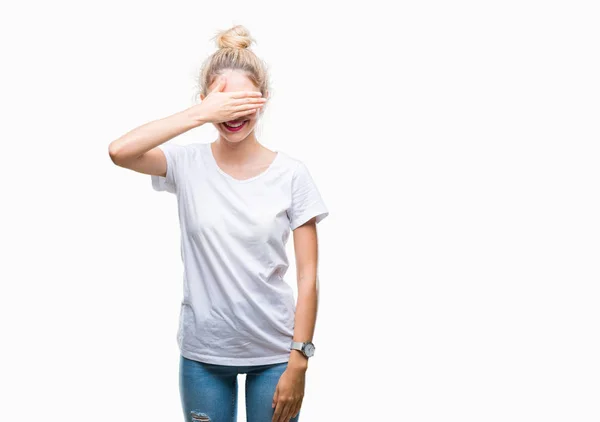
[151,141,329,365]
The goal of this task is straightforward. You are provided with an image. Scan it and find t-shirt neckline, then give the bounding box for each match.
[206,142,280,184]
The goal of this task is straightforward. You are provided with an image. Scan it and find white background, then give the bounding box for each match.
[1,1,599,421]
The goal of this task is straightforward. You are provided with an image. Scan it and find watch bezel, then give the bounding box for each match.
[303,342,315,357]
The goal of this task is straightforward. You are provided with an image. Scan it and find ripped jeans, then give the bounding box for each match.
[179,355,301,422]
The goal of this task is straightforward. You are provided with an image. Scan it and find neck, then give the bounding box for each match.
[214,134,262,164]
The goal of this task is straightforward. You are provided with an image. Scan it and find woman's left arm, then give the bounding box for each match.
[272,218,320,422]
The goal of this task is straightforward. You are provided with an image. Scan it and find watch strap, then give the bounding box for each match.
[290,341,305,350]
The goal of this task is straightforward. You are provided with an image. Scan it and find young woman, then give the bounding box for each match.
[108,25,329,422]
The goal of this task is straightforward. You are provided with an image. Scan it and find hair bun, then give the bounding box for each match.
[214,25,254,49]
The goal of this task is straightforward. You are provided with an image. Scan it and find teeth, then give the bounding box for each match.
[225,120,245,128]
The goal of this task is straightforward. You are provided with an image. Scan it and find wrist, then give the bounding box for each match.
[288,350,308,371]
[180,107,206,128]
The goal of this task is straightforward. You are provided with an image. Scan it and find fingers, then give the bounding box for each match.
[220,96,266,121]
[273,395,301,422]
[291,402,301,419]
[231,109,258,120]
[282,401,295,422]
[231,90,264,99]
[233,102,265,113]
[289,400,302,421]
[237,108,259,118]
[286,400,301,421]
[231,96,267,105]
[231,99,267,114]
[272,386,279,409]
[272,388,281,422]
[272,401,282,422]
[210,76,226,93]
[273,399,292,422]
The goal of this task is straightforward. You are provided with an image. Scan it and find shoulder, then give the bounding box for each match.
[159,141,205,161]
[274,150,304,177]
[276,151,321,187]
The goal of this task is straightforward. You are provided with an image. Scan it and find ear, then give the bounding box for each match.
[262,90,270,101]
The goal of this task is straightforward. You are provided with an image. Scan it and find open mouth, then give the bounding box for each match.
[222,119,248,132]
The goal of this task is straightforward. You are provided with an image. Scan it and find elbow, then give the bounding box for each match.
[108,142,127,166]
[298,275,319,292]
[108,141,119,164]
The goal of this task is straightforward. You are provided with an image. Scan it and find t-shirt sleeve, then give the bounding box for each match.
[288,161,330,230]
[151,143,187,194]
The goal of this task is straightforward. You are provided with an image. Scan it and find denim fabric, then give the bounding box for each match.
[179,354,301,422]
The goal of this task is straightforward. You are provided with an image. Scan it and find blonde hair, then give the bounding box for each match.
[196,25,271,102]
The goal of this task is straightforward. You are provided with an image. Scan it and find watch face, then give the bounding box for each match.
[304,342,315,357]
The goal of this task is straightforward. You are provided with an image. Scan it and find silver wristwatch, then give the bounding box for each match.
[290,340,315,358]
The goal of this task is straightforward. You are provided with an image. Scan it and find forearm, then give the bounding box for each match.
[109,107,203,160]
[289,272,319,371]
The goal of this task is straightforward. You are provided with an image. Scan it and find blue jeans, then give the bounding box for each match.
[179,355,301,422]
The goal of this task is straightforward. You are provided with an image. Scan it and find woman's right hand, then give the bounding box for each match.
[189,76,267,125]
